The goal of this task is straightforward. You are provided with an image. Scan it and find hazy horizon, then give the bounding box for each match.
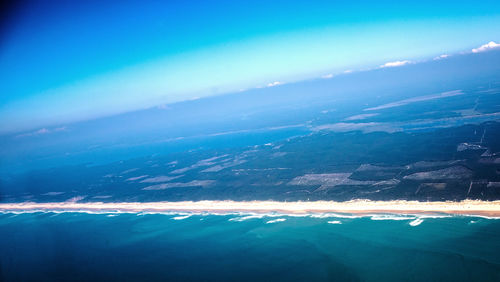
[1,0,500,133]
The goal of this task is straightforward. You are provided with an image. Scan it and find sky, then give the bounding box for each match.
[1,0,500,133]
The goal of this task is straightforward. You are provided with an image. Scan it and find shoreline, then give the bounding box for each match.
[1,200,500,218]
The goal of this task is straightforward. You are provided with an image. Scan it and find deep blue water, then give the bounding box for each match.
[0,213,499,281]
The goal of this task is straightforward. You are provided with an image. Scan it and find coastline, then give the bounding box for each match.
[1,199,500,218]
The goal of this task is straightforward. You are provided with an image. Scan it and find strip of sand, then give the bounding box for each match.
[1,200,499,217]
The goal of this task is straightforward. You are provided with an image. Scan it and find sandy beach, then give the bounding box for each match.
[1,200,500,217]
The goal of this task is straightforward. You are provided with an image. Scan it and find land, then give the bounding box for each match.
[2,119,499,203]
[1,54,500,204]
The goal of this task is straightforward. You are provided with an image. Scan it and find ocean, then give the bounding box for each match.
[0,212,499,281]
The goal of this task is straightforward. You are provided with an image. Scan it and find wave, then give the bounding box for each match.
[328,220,342,224]
[229,214,266,222]
[310,213,358,219]
[266,218,286,224]
[370,215,416,221]
[172,215,191,220]
[409,218,424,226]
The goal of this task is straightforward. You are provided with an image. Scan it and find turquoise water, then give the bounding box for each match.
[0,213,499,281]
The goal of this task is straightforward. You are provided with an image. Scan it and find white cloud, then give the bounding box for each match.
[321,74,333,79]
[15,126,66,138]
[36,128,49,134]
[472,41,500,53]
[267,81,282,87]
[344,113,379,121]
[433,54,449,60]
[379,60,412,68]
[157,104,169,110]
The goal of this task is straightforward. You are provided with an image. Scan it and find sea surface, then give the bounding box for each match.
[0,212,499,281]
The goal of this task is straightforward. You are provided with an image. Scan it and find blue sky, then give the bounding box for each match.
[1,0,500,133]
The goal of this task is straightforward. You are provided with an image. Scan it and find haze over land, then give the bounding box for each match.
[1,49,499,204]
